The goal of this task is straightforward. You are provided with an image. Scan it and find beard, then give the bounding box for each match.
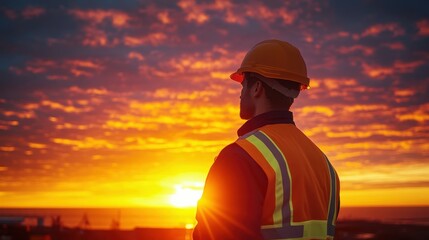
[239,94,255,120]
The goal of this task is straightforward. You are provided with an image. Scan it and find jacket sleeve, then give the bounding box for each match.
[193,143,267,240]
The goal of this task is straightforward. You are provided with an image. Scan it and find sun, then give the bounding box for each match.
[169,182,203,208]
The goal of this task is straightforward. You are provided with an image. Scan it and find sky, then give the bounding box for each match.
[0,0,428,208]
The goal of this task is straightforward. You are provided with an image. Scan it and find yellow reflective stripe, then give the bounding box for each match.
[300,220,328,238]
[256,131,295,228]
[263,220,329,240]
[246,134,284,226]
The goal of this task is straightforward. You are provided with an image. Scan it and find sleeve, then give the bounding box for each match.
[193,143,268,240]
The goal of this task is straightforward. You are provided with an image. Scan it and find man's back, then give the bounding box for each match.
[236,123,340,239]
[194,111,340,240]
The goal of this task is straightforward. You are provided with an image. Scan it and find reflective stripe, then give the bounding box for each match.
[301,220,328,238]
[246,134,283,225]
[326,156,338,237]
[246,131,304,239]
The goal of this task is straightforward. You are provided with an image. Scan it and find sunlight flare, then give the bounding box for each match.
[169,182,203,208]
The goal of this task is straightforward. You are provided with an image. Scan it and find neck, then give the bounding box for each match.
[252,99,290,118]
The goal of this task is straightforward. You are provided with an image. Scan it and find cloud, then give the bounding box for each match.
[123,137,228,153]
[55,122,89,130]
[47,75,69,81]
[382,42,405,50]
[68,9,131,46]
[340,167,429,191]
[22,6,46,19]
[81,25,110,47]
[107,99,240,131]
[12,58,104,78]
[28,142,47,149]
[300,106,334,117]
[145,88,218,100]
[157,11,171,24]
[394,88,416,103]
[69,9,130,28]
[0,120,19,130]
[128,51,145,61]
[177,0,210,24]
[416,19,429,36]
[25,59,55,74]
[66,60,104,77]
[41,100,92,113]
[160,49,240,75]
[223,9,246,25]
[124,33,167,46]
[361,22,405,37]
[52,137,116,150]
[0,146,16,152]
[68,86,109,95]
[396,103,429,123]
[175,0,297,26]
[2,110,36,119]
[342,104,388,112]
[338,45,374,56]
[362,60,425,78]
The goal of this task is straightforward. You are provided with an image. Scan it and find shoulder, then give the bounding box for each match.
[204,142,268,201]
[211,142,267,184]
[217,142,248,160]
[215,142,261,169]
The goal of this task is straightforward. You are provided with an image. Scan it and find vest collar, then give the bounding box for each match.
[237,110,295,137]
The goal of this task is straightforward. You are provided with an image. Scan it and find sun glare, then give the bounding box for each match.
[169,182,203,208]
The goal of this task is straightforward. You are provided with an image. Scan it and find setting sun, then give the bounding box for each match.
[169,182,204,208]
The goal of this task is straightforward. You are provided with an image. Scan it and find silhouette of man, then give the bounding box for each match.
[193,39,340,240]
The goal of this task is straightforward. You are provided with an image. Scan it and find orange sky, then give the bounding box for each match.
[0,0,428,208]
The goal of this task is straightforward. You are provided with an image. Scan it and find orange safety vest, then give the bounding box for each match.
[235,124,340,240]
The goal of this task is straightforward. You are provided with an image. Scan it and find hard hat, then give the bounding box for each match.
[230,39,310,91]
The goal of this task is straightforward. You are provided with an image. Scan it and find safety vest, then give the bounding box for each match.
[235,124,340,240]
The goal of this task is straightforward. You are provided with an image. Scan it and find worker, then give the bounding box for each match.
[193,39,340,240]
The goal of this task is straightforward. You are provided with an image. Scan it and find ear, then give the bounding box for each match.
[253,81,264,97]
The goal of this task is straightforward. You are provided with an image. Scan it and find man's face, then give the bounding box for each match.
[239,78,255,120]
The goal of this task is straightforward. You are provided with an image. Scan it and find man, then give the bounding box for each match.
[193,39,340,240]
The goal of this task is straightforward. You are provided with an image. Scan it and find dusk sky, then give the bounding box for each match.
[1,0,428,208]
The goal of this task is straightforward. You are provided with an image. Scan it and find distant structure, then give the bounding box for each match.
[51,215,63,230]
[110,210,121,230]
[78,213,90,229]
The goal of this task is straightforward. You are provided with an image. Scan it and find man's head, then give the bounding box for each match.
[231,39,310,119]
[239,73,300,119]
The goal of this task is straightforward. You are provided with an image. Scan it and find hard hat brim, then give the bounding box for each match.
[230,71,244,83]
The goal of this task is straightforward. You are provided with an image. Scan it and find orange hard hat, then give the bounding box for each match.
[230,39,310,90]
